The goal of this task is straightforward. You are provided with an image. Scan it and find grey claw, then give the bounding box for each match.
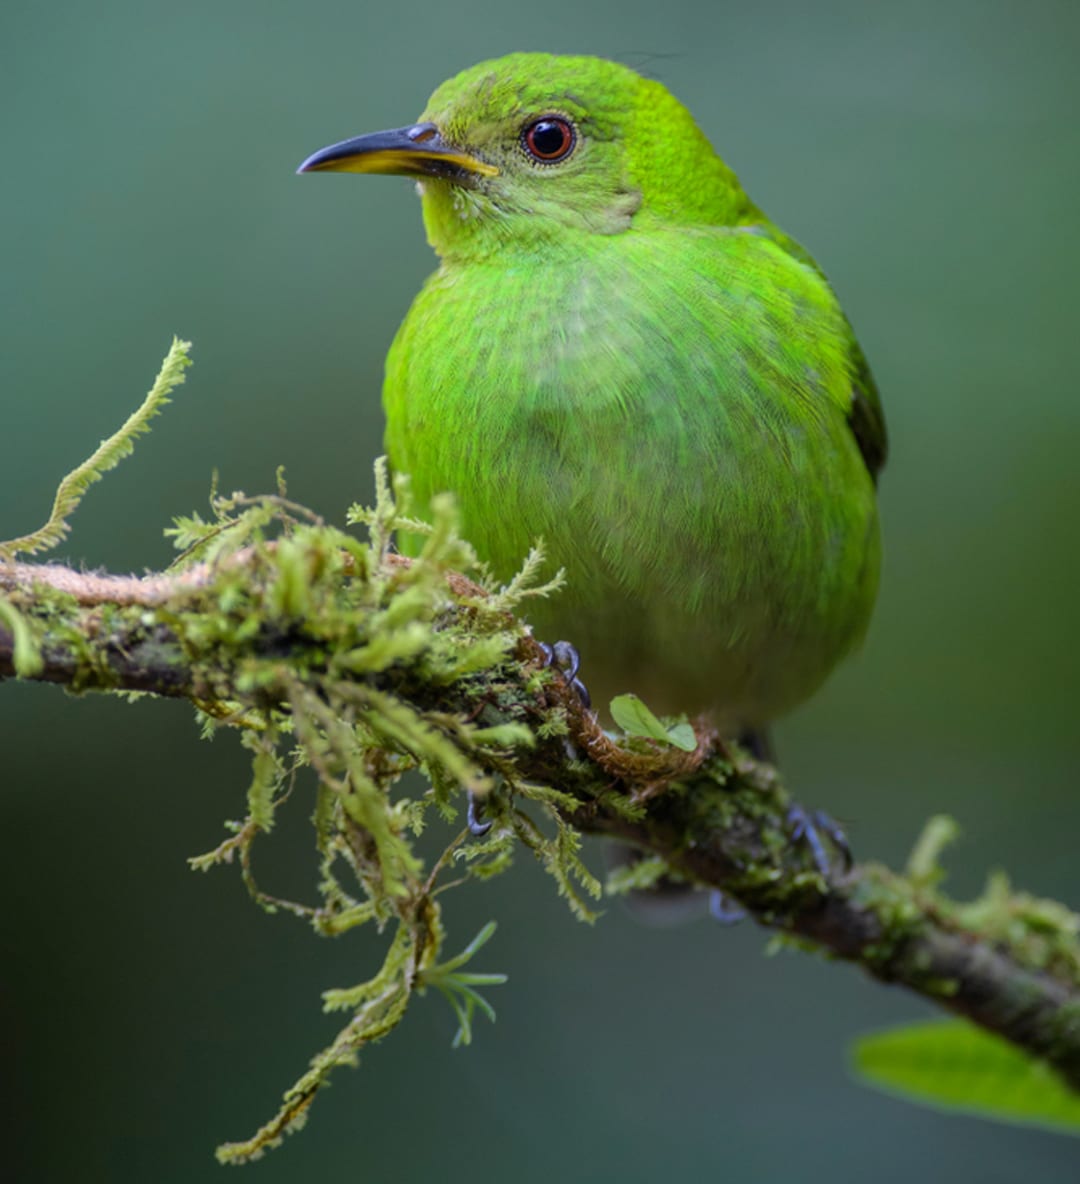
[787,805,852,877]
[550,640,581,682]
[708,891,747,925]
[816,809,852,872]
[467,793,493,837]
[539,640,591,708]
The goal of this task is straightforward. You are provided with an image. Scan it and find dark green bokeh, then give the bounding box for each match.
[2,1,1078,1180]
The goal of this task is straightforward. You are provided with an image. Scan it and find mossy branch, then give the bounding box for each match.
[2,343,1079,1161]
[4,511,1080,1073]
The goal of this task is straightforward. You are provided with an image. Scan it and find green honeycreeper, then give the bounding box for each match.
[299,53,886,736]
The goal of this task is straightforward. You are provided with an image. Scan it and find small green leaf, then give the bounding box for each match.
[610,693,669,741]
[423,922,507,1048]
[610,694,696,751]
[665,722,697,752]
[852,1019,1080,1137]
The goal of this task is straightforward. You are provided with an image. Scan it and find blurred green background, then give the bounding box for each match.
[2,0,1078,1180]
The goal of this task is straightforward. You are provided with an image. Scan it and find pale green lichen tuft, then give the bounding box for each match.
[155,446,592,1161]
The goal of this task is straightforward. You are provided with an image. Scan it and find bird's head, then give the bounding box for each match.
[299,53,752,260]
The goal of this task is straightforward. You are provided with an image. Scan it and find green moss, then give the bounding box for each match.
[5,340,1080,1163]
[606,855,670,896]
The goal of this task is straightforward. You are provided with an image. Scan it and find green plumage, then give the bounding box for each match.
[305,53,885,731]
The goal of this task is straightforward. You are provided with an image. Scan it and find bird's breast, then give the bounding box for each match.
[383,232,880,725]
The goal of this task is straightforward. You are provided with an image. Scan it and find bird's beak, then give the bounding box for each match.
[296,123,498,182]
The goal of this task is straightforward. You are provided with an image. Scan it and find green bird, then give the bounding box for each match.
[299,52,885,744]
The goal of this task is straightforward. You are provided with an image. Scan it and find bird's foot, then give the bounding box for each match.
[466,792,493,837]
[538,640,591,709]
[708,891,748,925]
[786,805,852,878]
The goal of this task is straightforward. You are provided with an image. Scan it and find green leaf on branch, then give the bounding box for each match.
[609,693,696,752]
[852,1019,1080,1137]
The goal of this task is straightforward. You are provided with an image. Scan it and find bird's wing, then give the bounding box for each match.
[748,216,888,482]
[846,337,888,481]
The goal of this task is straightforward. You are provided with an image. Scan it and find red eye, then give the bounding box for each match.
[522,117,576,163]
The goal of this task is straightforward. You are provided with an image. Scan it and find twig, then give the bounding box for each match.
[2,554,1079,1091]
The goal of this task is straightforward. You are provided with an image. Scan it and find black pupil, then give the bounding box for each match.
[530,120,568,157]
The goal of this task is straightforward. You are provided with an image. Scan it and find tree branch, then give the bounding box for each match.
[4,552,1080,1093]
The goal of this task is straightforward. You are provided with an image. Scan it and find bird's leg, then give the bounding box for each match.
[736,727,774,763]
[538,640,591,708]
[786,805,852,878]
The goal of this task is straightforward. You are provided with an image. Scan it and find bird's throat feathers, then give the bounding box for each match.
[414,54,757,262]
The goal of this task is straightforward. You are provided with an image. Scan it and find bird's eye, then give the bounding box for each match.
[522,117,576,163]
